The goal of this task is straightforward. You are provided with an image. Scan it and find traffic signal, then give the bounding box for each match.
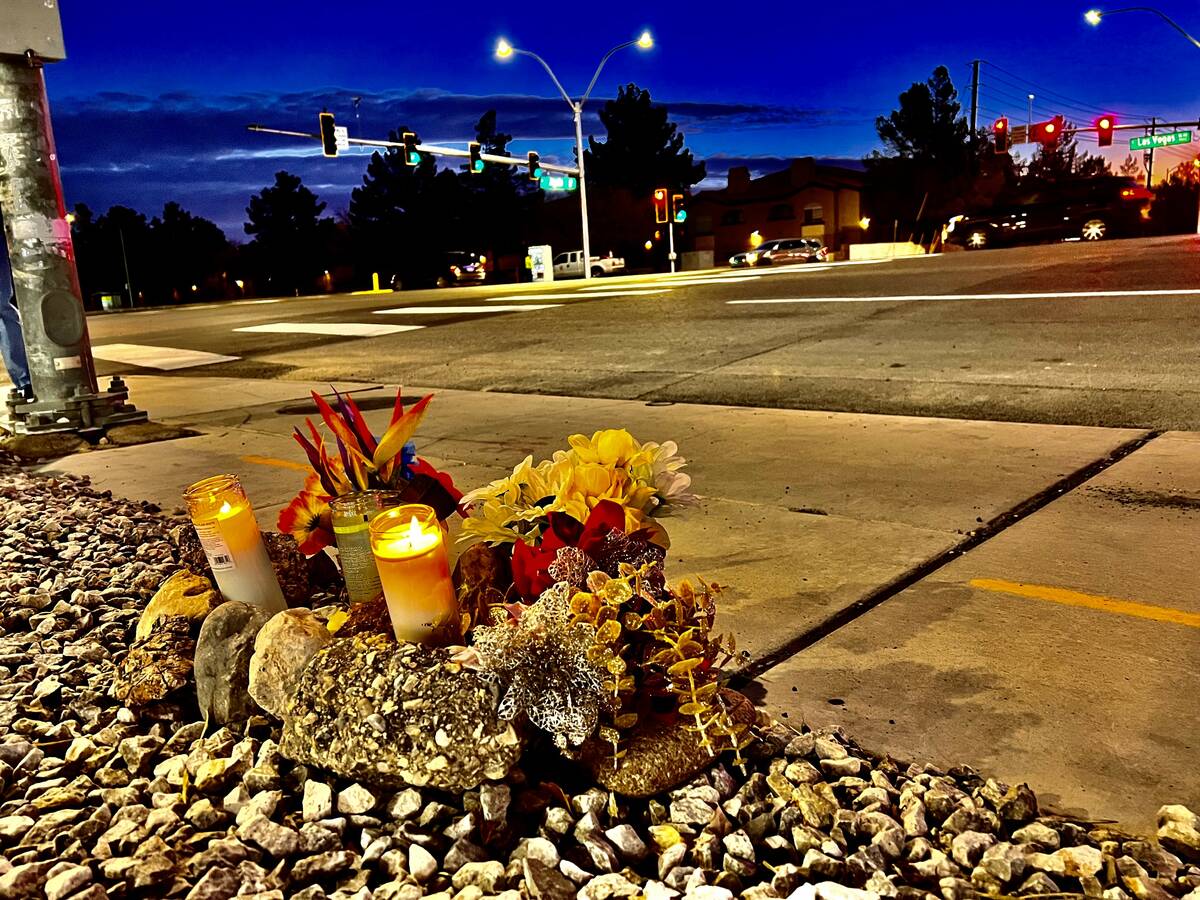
[1032,115,1066,147]
[319,112,337,158]
[671,193,687,224]
[653,188,668,223]
[1096,115,1116,147]
[402,132,419,166]
[468,141,483,174]
[527,151,541,180]
[993,117,1009,153]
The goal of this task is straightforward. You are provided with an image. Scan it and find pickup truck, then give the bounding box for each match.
[552,250,625,279]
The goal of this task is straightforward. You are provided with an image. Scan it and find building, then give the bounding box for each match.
[690,158,865,263]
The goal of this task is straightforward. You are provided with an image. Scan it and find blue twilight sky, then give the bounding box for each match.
[43,0,1199,236]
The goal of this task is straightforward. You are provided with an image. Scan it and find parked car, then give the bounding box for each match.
[946,177,1153,251]
[390,250,487,290]
[730,238,828,267]
[552,250,626,278]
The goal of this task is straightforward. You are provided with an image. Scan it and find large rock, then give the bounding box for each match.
[280,634,523,792]
[248,608,332,718]
[112,615,195,706]
[452,542,513,627]
[1158,805,1200,863]
[338,595,394,641]
[578,689,757,797]
[195,601,272,724]
[135,570,220,640]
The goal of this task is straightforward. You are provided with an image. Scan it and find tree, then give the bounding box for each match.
[461,111,537,256]
[875,65,971,169]
[244,171,334,294]
[1024,128,1112,186]
[148,202,231,301]
[1119,154,1143,179]
[584,84,705,196]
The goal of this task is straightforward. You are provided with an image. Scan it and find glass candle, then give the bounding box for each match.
[183,474,286,614]
[330,490,400,604]
[369,504,458,644]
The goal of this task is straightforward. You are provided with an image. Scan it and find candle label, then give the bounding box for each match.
[193,521,235,571]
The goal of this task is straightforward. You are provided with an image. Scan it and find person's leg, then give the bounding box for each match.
[0,293,32,393]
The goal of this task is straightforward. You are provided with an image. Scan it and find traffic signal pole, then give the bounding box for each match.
[0,48,144,433]
[573,103,592,281]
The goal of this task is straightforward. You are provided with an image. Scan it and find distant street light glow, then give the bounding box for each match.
[1085,9,1103,25]
[859,217,871,230]
[644,240,653,250]
[637,31,654,49]
[749,230,763,248]
[495,38,513,60]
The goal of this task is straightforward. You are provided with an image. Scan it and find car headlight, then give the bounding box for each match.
[946,214,965,234]
[745,252,758,264]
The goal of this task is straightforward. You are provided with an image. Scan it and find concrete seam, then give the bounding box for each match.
[725,428,1164,689]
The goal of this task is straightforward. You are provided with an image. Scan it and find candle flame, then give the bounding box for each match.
[408,516,422,543]
[219,501,233,516]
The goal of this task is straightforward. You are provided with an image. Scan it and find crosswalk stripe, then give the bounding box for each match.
[373,304,560,315]
[233,322,424,337]
[91,343,239,370]
[728,288,1200,306]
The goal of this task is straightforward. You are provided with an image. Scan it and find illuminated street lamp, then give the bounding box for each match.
[495,31,653,279]
[1085,7,1200,49]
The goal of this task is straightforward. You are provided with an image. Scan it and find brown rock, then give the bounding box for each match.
[112,615,195,706]
[170,523,211,575]
[263,532,311,606]
[578,689,757,797]
[453,542,514,627]
[338,595,394,641]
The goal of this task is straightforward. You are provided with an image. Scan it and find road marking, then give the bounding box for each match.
[241,454,312,473]
[970,578,1200,629]
[487,290,670,301]
[374,304,560,314]
[233,322,424,337]
[729,288,1200,305]
[91,343,239,370]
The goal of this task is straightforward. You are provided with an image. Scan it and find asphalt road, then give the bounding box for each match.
[84,235,1200,429]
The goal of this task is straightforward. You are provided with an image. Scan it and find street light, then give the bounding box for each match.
[1085,7,1200,49]
[494,31,653,279]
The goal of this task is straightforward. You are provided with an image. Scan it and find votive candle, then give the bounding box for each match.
[183,474,286,613]
[330,490,401,604]
[369,504,458,644]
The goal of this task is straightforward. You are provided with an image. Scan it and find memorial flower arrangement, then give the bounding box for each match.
[277,388,460,553]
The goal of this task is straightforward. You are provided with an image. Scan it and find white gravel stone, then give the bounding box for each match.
[303,781,334,822]
[409,843,437,882]
[337,783,377,815]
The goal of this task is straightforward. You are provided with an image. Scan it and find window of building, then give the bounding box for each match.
[719,209,743,226]
[804,203,824,225]
[767,203,794,221]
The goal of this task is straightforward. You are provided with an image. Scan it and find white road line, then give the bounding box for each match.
[728,288,1200,306]
[233,322,424,337]
[92,343,239,370]
[489,290,671,301]
[374,304,560,315]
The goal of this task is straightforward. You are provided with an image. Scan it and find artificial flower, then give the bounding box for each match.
[277,473,333,554]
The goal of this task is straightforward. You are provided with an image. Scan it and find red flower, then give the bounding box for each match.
[278,475,333,555]
[511,500,626,601]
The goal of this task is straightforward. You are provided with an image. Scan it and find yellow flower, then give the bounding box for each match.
[568,429,652,469]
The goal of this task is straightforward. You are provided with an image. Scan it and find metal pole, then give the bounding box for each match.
[118,226,134,307]
[574,104,592,281]
[0,53,143,432]
[668,219,676,273]
[969,60,980,138]
[1146,117,1157,187]
[1027,94,1034,131]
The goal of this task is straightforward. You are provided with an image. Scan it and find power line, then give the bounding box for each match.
[979,60,1157,120]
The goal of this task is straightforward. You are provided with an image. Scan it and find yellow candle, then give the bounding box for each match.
[184,475,286,613]
[369,504,458,644]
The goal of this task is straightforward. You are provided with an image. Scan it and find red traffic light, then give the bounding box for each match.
[1032,115,1066,147]
[653,187,668,223]
[993,116,1009,153]
[1096,115,1116,147]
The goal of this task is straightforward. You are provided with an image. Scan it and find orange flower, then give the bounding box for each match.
[278,474,333,554]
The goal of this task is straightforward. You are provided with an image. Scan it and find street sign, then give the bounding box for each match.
[1131,130,1192,151]
[1010,124,1028,145]
[333,126,349,152]
[539,174,578,192]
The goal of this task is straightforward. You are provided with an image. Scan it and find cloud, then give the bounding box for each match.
[50,87,866,236]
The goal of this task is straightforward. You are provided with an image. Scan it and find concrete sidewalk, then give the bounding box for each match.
[34,374,1196,834]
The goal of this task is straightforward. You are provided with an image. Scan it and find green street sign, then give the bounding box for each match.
[1130,130,1192,151]
[538,174,578,192]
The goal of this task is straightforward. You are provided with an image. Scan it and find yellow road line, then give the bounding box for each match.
[240,454,311,473]
[970,578,1200,629]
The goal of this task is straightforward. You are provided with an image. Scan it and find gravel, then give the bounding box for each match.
[2,455,1199,900]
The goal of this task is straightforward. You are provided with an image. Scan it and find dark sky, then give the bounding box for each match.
[44,0,1199,235]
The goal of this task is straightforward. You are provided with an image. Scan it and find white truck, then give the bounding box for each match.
[552,250,626,279]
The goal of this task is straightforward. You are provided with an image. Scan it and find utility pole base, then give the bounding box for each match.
[5,376,147,435]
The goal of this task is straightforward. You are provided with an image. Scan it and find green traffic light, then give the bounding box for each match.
[675,210,687,223]
[533,167,544,178]
[473,160,484,172]
[407,152,419,164]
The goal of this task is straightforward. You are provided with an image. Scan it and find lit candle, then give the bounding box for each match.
[369,504,458,644]
[183,474,286,613]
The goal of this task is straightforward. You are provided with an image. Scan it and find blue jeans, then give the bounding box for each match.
[0,292,31,392]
